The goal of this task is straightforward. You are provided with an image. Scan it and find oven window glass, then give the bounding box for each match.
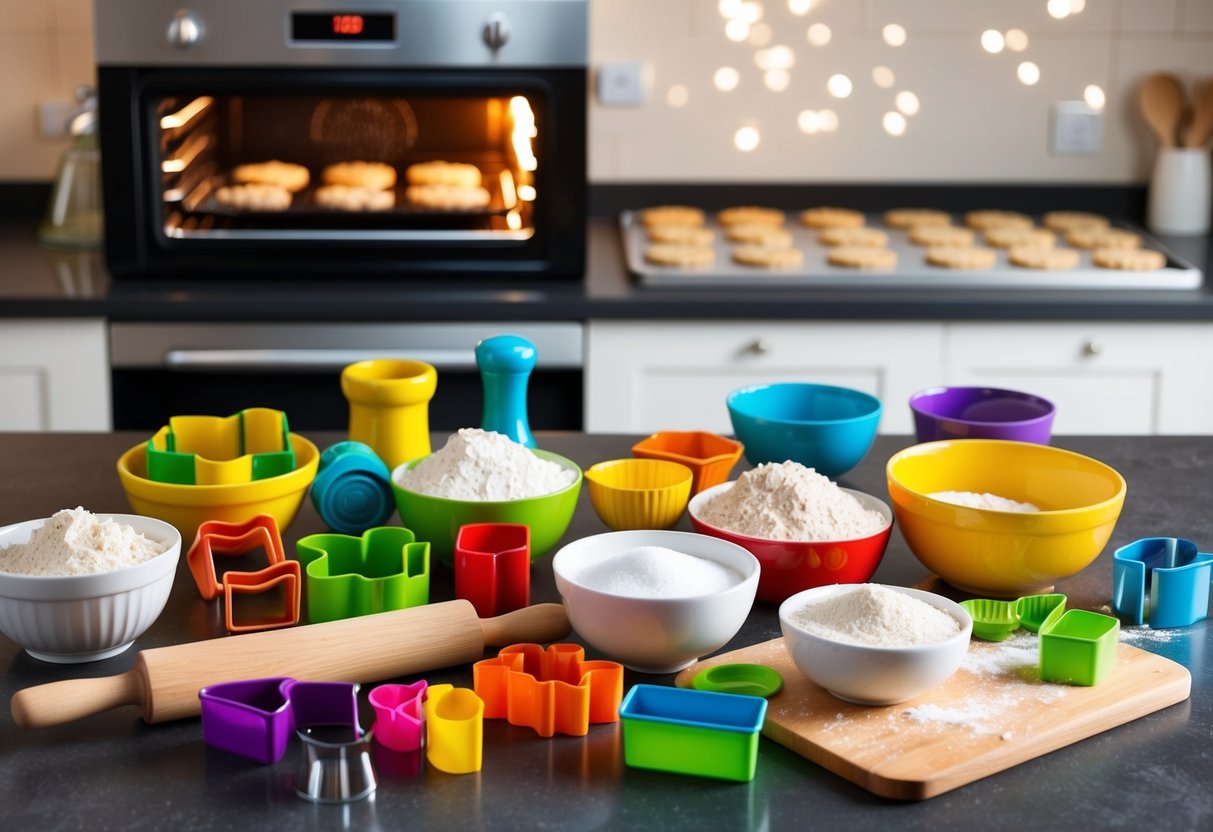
[156,93,539,241]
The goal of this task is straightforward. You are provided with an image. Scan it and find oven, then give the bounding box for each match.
[108,322,584,431]
[95,0,587,281]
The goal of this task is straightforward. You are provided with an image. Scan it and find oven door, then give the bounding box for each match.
[109,322,584,432]
[98,66,585,280]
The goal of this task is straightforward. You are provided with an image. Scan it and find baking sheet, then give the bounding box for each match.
[622,211,1203,290]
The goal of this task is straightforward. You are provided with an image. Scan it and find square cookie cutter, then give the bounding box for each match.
[296,526,430,624]
[454,523,531,618]
[473,643,623,738]
[1112,536,1213,629]
[187,514,300,633]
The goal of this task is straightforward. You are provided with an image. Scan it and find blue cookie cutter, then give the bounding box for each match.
[1112,537,1213,629]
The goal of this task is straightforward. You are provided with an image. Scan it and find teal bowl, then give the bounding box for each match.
[390,450,582,567]
[727,383,882,478]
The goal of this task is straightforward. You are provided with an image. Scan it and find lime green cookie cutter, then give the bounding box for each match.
[691,664,784,699]
[961,593,1067,641]
[147,407,295,485]
[295,527,430,624]
[1039,609,1119,686]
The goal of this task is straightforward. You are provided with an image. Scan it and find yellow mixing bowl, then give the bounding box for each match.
[117,433,320,540]
[585,458,693,531]
[886,439,1126,597]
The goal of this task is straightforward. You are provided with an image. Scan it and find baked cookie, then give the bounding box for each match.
[404,184,492,210]
[884,208,951,229]
[639,205,706,228]
[964,210,1033,231]
[1008,246,1080,270]
[732,245,804,268]
[213,183,292,212]
[405,160,482,188]
[1092,248,1166,270]
[314,184,395,212]
[909,225,975,247]
[230,160,310,193]
[648,225,715,245]
[984,227,1056,249]
[926,246,998,269]
[1042,211,1109,233]
[644,243,716,267]
[819,227,888,247]
[323,161,397,191]
[827,246,897,269]
[1066,226,1140,250]
[800,207,865,228]
[717,206,786,227]
[726,224,794,246]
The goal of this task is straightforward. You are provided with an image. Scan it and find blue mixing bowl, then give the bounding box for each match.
[726,383,882,477]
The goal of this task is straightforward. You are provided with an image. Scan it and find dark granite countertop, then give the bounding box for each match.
[2,432,1210,831]
[2,219,1213,322]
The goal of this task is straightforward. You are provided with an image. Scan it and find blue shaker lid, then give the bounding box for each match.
[475,334,537,374]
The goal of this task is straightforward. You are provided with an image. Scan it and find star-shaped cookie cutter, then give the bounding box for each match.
[1113,536,1213,629]
[295,527,430,623]
[473,643,623,738]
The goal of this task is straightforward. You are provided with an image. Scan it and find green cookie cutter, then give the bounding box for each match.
[691,664,784,699]
[961,593,1068,641]
[147,407,295,485]
[295,527,430,624]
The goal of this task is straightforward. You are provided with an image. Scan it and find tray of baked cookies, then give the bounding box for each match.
[183,159,511,220]
[622,206,1202,290]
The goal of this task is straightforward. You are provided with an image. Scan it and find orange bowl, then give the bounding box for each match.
[631,431,744,495]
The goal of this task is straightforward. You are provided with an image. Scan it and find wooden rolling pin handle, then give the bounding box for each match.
[10,668,146,730]
[481,603,571,647]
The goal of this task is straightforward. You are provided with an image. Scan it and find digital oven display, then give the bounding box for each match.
[291,12,395,42]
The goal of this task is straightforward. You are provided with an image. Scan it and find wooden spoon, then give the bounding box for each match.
[1182,78,1213,148]
[1138,73,1185,148]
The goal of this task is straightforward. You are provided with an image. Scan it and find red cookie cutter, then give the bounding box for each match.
[473,643,623,738]
[454,523,530,618]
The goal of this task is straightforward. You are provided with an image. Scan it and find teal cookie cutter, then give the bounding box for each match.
[295,527,430,624]
[1112,537,1213,629]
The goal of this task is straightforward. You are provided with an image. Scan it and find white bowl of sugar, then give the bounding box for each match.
[778,583,972,706]
[551,530,760,674]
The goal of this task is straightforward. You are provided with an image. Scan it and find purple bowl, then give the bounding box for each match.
[909,386,1056,444]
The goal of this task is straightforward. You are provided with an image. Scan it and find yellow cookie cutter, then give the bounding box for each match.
[424,684,484,774]
[147,407,294,485]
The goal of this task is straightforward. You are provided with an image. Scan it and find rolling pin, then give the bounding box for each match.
[11,599,569,729]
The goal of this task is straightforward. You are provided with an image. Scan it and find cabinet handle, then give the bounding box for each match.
[1082,339,1105,357]
[745,338,771,356]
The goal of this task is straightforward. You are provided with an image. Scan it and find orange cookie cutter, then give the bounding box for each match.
[473,643,623,738]
[223,560,302,634]
[187,514,299,633]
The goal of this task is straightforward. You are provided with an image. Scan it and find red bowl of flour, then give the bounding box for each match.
[688,482,893,604]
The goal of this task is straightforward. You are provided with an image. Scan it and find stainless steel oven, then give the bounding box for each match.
[95,0,587,280]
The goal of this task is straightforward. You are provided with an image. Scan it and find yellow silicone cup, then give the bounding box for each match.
[585,458,694,531]
[424,684,484,774]
[341,359,438,470]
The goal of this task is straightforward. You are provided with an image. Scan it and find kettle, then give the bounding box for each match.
[38,86,103,249]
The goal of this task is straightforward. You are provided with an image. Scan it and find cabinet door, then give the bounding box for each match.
[947,323,1213,435]
[0,319,110,430]
[586,321,943,434]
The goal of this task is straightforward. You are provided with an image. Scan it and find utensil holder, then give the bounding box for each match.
[341,359,438,470]
[1147,147,1212,236]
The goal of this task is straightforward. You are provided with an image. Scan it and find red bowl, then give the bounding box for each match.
[687,482,893,603]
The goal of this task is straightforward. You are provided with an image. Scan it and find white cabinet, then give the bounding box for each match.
[0,319,110,431]
[946,322,1213,435]
[585,321,944,434]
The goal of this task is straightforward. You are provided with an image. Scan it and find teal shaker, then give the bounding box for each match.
[475,334,537,448]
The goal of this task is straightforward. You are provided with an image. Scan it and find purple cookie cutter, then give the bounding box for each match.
[369,680,428,751]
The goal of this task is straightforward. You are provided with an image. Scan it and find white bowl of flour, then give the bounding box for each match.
[779,583,972,706]
[552,530,759,674]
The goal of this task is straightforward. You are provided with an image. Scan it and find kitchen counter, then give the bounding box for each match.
[2,219,1213,321]
[2,432,1210,831]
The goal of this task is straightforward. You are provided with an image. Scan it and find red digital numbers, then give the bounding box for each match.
[331,15,364,35]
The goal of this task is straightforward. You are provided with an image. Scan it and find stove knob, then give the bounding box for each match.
[483,12,510,51]
[167,10,204,49]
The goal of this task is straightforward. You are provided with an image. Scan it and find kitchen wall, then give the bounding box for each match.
[1,1,1211,183]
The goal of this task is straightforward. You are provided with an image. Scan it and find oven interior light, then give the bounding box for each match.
[518,184,537,202]
[161,133,210,174]
[499,168,518,210]
[506,209,523,231]
[160,96,213,131]
[509,96,538,173]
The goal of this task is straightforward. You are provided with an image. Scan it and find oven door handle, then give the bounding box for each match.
[162,349,477,372]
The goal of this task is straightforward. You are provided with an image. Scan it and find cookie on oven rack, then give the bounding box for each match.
[405,160,482,189]
[323,161,397,191]
[405,184,492,211]
[214,183,293,211]
[315,184,395,212]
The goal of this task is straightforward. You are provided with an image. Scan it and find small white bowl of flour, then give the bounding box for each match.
[778,583,972,706]
[0,508,181,663]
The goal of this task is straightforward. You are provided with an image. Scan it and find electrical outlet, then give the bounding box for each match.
[1050,101,1102,156]
[597,62,646,106]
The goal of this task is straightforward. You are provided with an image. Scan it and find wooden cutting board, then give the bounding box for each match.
[674,636,1190,800]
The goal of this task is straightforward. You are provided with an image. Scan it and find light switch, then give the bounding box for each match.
[1050,101,1103,156]
[597,62,646,106]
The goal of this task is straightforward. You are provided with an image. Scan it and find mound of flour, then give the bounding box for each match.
[697,461,886,541]
[0,507,169,576]
[393,428,576,501]
[929,491,1040,512]
[789,584,961,647]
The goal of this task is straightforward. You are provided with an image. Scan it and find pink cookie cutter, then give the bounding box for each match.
[369,680,428,752]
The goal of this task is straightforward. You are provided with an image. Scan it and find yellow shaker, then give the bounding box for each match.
[341,359,438,470]
[424,684,484,774]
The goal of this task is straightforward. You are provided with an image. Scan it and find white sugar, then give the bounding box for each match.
[789,584,961,647]
[569,544,743,598]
